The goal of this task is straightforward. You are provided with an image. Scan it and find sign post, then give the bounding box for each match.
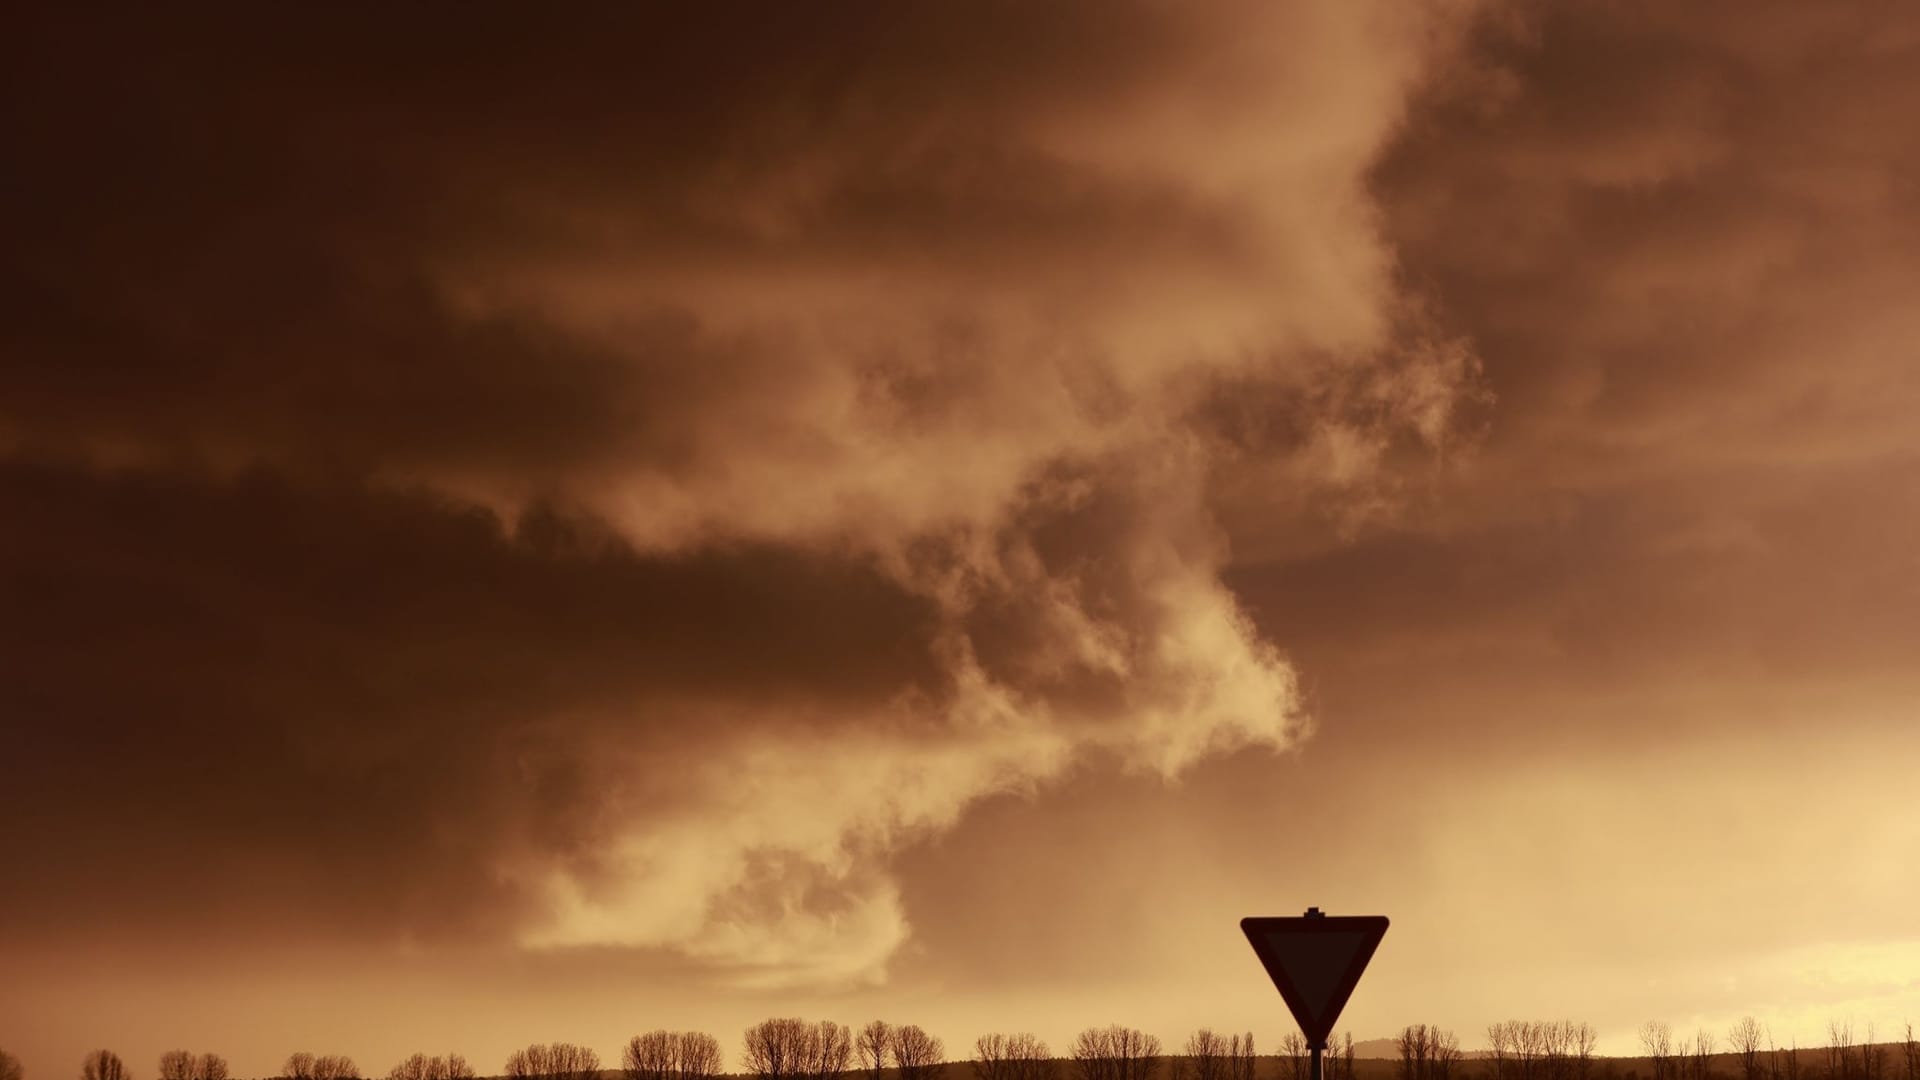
[1241,908,1389,1080]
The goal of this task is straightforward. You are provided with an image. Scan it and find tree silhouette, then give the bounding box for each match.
[1280,1035,1308,1080]
[1684,1031,1715,1080]
[625,1032,719,1080]
[1398,1025,1464,1080]
[313,1057,360,1080]
[1181,1030,1227,1080]
[2,1048,23,1080]
[891,1027,943,1080]
[1643,1024,1675,1080]
[1072,1027,1158,1080]
[1573,1024,1599,1080]
[745,1019,813,1080]
[860,1025,893,1080]
[974,1035,1053,1080]
[387,1054,475,1080]
[1436,1029,1463,1080]
[808,1023,854,1080]
[627,1031,677,1080]
[675,1035,722,1080]
[1226,1035,1254,1080]
[1489,1025,1515,1080]
[83,1052,129,1080]
[159,1051,227,1080]
[1729,1019,1764,1080]
[505,1045,599,1080]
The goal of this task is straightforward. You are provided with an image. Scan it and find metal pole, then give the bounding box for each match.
[1311,1045,1323,1080]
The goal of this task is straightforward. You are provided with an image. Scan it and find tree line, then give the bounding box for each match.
[9,1018,1918,1080]
[0,1025,1187,1080]
[1643,1019,1920,1080]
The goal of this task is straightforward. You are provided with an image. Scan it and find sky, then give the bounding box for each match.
[4,2,1919,1077]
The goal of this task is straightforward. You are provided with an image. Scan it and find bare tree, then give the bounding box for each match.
[1401,1026,1463,1080]
[83,1053,129,1080]
[680,1036,722,1080]
[388,1056,474,1080]
[1730,1020,1765,1080]
[627,1033,676,1080]
[2,1049,23,1080]
[1432,1030,1463,1080]
[1228,1036,1256,1080]
[892,1027,944,1080]
[625,1030,720,1080]
[1830,1022,1858,1080]
[1643,1025,1675,1080]
[506,1045,600,1080]
[976,1035,1053,1080]
[315,1058,361,1080]
[1864,1026,1883,1080]
[562,1045,602,1080]
[746,1020,814,1080]
[1490,1024,1514,1080]
[1020,1038,1057,1080]
[1573,1024,1599,1080]
[1120,1028,1159,1080]
[808,1024,855,1080]
[1335,1035,1355,1080]
[1685,1032,1715,1080]
[1536,1023,1585,1080]
[1184,1031,1227,1080]
[862,1025,894,1080]
[1166,1037,1237,1080]
[1399,1025,1431,1080]
[160,1051,227,1080]
[1902,1026,1917,1080]
[1491,1022,1562,1080]
[1513,1023,1545,1080]
[977,1036,1015,1080]
[1073,1028,1159,1080]
[507,1051,548,1080]
[1280,1035,1309,1080]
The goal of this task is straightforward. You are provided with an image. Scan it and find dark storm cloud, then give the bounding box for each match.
[1220,0,1920,739]
[0,458,941,940]
[2,1,1478,979]
[1370,1,1920,477]
[10,4,1920,1077]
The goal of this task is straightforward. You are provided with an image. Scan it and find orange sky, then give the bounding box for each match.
[5,3,1919,1078]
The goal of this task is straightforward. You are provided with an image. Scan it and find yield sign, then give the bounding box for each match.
[1242,909,1388,1048]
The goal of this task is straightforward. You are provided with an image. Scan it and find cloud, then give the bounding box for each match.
[1215,0,1920,784]
[1,2,1484,983]
[1371,1,1920,487]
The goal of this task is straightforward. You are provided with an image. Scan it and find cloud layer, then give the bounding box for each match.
[3,2,1482,982]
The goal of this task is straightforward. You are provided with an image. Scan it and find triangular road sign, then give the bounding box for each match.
[1242,910,1388,1049]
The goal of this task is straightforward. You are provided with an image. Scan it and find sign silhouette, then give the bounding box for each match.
[1242,908,1389,1080]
